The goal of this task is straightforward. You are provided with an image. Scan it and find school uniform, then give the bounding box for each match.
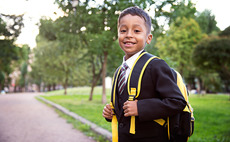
[109,50,186,142]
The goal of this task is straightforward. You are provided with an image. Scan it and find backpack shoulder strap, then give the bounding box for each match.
[127,52,159,134]
[110,66,121,142]
[111,66,122,106]
[127,52,159,100]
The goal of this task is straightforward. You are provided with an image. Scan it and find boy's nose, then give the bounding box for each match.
[126,30,133,38]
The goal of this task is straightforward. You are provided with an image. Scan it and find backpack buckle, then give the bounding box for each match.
[128,88,136,101]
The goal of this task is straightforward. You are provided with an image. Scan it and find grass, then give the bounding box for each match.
[188,95,230,142]
[53,108,109,142]
[42,86,112,131]
[41,86,230,142]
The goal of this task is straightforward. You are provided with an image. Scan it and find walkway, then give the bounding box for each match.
[0,93,95,142]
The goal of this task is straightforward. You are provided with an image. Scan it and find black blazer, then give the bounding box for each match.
[110,54,186,142]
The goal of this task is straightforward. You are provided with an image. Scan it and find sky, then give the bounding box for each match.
[0,0,230,48]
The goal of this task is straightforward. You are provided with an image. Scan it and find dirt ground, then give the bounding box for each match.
[0,93,96,142]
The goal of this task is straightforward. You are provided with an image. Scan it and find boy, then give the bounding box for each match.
[103,6,186,142]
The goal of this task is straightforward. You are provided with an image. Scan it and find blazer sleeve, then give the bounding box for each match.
[137,59,186,121]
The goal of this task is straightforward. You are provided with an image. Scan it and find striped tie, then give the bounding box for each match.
[118,63,128,95]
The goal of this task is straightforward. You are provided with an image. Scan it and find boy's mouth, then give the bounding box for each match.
[124,41,136,45]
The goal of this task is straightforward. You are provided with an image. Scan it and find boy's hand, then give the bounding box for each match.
[123,100,138,117]
[102,104,113,120]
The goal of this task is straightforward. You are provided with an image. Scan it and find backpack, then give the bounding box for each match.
[110,52,194,142]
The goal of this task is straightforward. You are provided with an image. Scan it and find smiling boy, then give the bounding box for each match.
[103,7,186,142]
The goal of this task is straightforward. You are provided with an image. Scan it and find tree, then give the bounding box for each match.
[219,26,230,37]
[195,9,220,35]
[0,14,24,39]
[168,0,196,24]
[55,0,155,103]
[153,0,196,36]
[33,16,87,94]
[29,63,42,92]
[32,36,61,91]
[0,13,24,90]
[33,35,79,94]
[54,0,199,103]
[147,0,198,63]
[17,45,30,92]
[157,17,202,77]
[193,33,230,92]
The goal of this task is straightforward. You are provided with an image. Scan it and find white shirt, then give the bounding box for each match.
[121,49,144,81]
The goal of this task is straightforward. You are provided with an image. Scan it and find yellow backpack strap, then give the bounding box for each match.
[127,52,161,134]
[175,71,190,112]
[175,70,194,118]
[110,67,121,142]
[110,102,118,142]
[129,88,136,134]
[111,67,122,105]
[168,69,195,140]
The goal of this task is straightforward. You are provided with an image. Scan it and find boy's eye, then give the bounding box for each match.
[120,30,126,33]
[134,30,140,33]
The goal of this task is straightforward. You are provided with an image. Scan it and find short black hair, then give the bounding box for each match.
[118,6,152,34]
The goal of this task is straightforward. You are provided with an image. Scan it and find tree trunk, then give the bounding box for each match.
[89,58,103,101]
[64,84,67,95]
[101,51,108,104]
[89,82,96,101]
[64,72,69,95]
[52,84,56,90]
[38,84,41,92]
[89,74,101,101]
[48,85,51,91]
[14,85,16,92]
[89,60,96,101]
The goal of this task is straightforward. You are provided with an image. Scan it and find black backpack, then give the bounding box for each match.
[110,52,194,142]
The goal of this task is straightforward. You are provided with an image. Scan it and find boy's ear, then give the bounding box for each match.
[146,34,153,44]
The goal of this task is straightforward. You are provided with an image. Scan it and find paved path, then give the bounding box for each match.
[0,93,96,142]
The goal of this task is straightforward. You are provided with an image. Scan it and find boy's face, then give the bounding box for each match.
[118,14,152,60]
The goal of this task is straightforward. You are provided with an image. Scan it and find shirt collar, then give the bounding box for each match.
[122,49,144,69]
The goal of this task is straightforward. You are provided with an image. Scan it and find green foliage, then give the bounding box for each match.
[200,72,222,93]
[33,34,90,92]
[0,14,24,39]
[156,17,203,78]
[169,0,196,24]
[14,45,30,90]
[195,9,220,35]
[219,26,230,37]
[39,18,57,41]
[33,15,91,94]
[0,17,10,37]
[0,13,24,89]
[32,36,61,86]
[0,40,18,73]
[32,0,228,95]
[42,87,230,142]
[54,0,194,75]
[193,36,230,72]
[193,35,230,92]
[29,63,42,90]
[19,61,28,88]
[107,40,124,77]
[0,71,5,89]
[153,0,196,36]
